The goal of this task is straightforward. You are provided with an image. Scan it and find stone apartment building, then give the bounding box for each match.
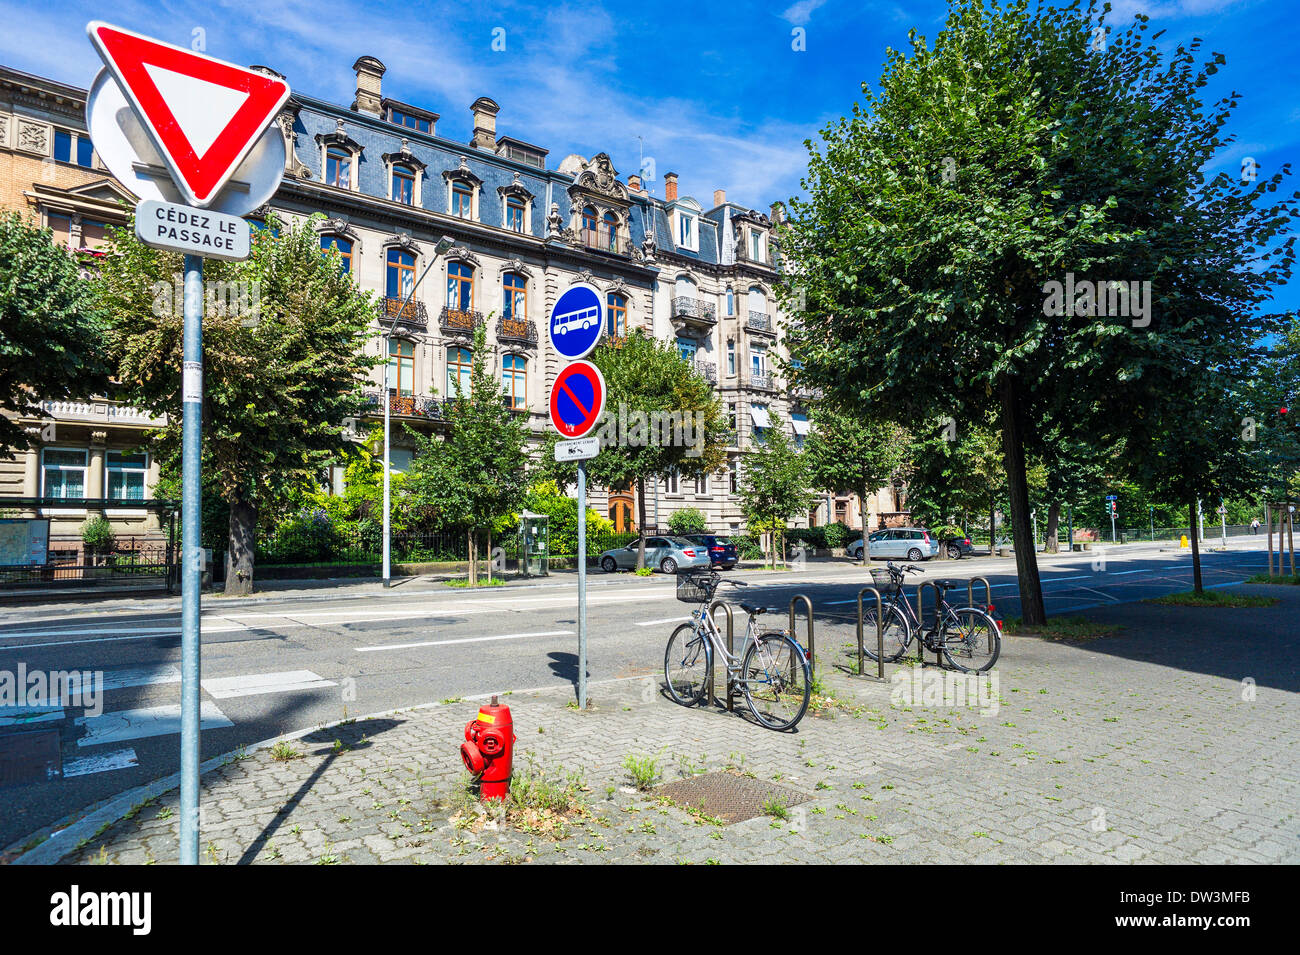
[1,57,900,548]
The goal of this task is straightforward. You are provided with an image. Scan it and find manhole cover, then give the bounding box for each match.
[0,729,62,788]
[655,770,809,824]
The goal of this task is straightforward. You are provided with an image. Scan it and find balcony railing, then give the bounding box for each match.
[746,311,775,335]
[496,316,538,345]
[746,373,776,391]
[364,391,447,421]
[693,360,717,382]
[440,306,483,335]
[580,228,628,256]
[789,383,824,401]
[383,297,428,327]
[671,297,717,330]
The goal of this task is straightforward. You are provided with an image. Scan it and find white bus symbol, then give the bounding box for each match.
[552,303,599,335]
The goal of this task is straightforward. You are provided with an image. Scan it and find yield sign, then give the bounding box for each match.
[87,22,290,207]
[549,361,607,440]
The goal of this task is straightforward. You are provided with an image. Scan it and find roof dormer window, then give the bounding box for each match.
[676,210,697,251]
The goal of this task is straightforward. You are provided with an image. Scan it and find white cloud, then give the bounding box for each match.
[781,0,828,27]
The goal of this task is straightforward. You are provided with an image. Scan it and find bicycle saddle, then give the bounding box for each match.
[740,602,770,615]
[933,580,959,589]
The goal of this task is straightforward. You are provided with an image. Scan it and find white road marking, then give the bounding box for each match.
[0,706,63,727]
[634,616,691,626]
[75,701,232,746]
[356,630,575,653]
[201,670,336,699]
[100,664,182,691]
[62,748,138,778]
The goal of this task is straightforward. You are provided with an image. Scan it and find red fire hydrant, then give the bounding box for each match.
[460,695,515,800]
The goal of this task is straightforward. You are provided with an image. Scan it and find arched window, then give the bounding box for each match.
[748,286,765,315]
[726,287,734,316]
[502,273,527,319]
[581,206,598,244]
[388,339,415,396]
[602,211,618,251]
[447,346,473,397]
[506,195,526,232]
[447,262,474,311]
[386,248,416,300]
[321,235,352,273]
[501,354,527,409]
[391,164,415,204]
[452,181,473,218]
[326,147,351,188]
[606,293,627,337]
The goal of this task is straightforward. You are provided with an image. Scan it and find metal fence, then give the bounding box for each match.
[0,540,174,593]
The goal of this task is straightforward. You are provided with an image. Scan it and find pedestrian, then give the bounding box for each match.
[1252,518,1260,535]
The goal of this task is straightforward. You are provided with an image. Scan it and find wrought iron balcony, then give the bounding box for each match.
[363,391,447,421]
[580,228,628,256]
[383,297,428,327]
[439,306,483,336]
[746,373,777,392]
[745,311,776,335]
[693,360,717,382]
[671,297,717,333]
[496,316,538,345]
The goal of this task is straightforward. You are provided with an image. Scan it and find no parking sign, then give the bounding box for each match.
[549,360,606,439]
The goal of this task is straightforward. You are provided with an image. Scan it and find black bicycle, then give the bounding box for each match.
[863,561,1001,672]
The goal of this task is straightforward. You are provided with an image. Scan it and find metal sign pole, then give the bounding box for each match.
[382,345,391,587]
[180,254,203,865]
[577,459,588,709]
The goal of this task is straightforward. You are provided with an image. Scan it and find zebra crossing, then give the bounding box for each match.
[0,663,338,785]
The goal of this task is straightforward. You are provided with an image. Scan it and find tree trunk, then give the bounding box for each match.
[1044,502,1060,554]
[859,491,869,567]
[989,503,996,556]
[635,477,648,570]
[467,528,477,587]
[1189,497,1203,593]
[225,498,256,596]
[1000,377,1046,624]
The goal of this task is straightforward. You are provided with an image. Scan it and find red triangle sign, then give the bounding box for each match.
[87,22,290,207]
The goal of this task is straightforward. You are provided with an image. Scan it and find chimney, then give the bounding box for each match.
[770,201,786,223]
[627,173,642,193]
[713,188,726,208]
[351,56,386,116]
[664,172,678,202]
[470,97,500,150]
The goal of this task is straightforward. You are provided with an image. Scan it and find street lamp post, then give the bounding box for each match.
[381,235,455,588]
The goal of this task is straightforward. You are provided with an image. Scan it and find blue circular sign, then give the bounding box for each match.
[548,283,603,360]
[549,360,607,439]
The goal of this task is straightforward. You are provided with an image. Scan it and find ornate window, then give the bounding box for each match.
[392,164,415,205]
[326,146,352,188]
[502,273,527,319]
[447,346,473,397]
[386,248,416,300]
[602,211,618,251]
[321,235,352,273]
[388,339,415,397]
[452,181,473,218]
[502,354,527,409]
[447,262,474,311]
[506,195,526,232]
[606,293,627,337]
[677,338,697,362]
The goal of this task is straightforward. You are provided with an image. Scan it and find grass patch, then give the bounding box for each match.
[1145,590,1277,608]
[634,567,654,577]
[762,795,790,820]
[1246,573,1300,585]
[269,740,303,762]
[445,577,505,588]
[445,761,590,839]
[1001,616,1123,641]
[623,752,662,791]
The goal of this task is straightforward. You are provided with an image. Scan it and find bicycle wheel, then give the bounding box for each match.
[940,607,1001,673]
[664,622,711,705]
[862,601,912,663]
[740,632,811,731]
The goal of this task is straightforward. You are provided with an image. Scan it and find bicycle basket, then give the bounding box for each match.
[869,567,900,593]
[676,571,720,603]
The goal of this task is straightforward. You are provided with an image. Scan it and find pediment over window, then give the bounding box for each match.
[570,152,628,203]
[383,142,427,172]
[444,244,482,268]
[497,172,534,201]
[315,121,363,155]
[442,156,483,186]
[315,215,359,241]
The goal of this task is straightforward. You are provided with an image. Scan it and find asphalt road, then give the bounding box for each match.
[0,538,1280,848]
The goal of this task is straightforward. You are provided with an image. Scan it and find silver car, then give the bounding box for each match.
[599,536,711,574]
[846,527,939,562]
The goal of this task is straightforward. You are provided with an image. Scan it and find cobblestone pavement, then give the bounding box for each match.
[37,587,1300,865]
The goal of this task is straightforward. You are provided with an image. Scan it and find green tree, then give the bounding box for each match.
[0,213,109,455]
[905,420,1004,546]
[779,0,1297,622]
[576,330,728,569]
[666,507,708,536]
[96,212,378,594]
[803,411,908,565]
[738,413,814,568]
[403,324,530,584]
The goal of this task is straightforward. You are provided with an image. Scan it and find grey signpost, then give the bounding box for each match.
[86,21,290,864]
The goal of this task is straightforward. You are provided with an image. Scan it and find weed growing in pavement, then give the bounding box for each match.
[445,577,505,588]
[1002,616,1124,640]
[270,741,303,762]
[623,752,662,791]
[762,796,790,820]
[635,567,654,577]
[442,761,592,839]
[1145,591,1277,608]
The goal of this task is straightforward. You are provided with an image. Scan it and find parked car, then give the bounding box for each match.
[683,534,738,569]
[598,536,712,574]
[846,527,939,562]
[940,535,975,559]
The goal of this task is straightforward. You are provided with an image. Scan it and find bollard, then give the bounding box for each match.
[707,599,735,712]
[788,594,814,678]
[855,587,885,680]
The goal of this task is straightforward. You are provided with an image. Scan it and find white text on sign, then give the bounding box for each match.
[134,199,250,261]
[554,437,600,461]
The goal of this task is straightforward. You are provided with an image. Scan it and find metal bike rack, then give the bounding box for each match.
[855,587,885,680]
[707,599,736,712]
[913,581,946,666]
[967,576,992,609]
[788,594,814,677]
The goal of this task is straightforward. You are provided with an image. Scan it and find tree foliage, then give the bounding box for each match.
[737,412,814,567]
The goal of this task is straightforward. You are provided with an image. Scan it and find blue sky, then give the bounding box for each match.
[3,0,1298,307]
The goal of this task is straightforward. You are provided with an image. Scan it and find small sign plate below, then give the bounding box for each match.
[135,198,250,261]
[554,437,600,462]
